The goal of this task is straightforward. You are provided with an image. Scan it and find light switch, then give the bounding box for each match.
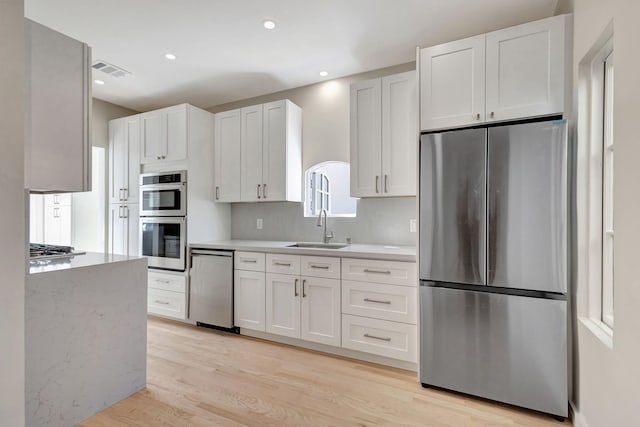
[409,219,417,233]
[256,218,263,230]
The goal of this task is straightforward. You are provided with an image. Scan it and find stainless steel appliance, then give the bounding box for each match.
[419,119,568,419]
[188,249,236,330]
[139,171,187,217]
[140,217,186,271]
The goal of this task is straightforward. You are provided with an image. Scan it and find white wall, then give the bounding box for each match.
[0,0,25,425]
[557,0,640,425]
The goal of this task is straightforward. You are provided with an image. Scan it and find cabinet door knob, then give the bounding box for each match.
[302,279,307,298]
[257,184,261,199]
[294,278,299,297]
[215,186,220,200]
[263,183,267,199]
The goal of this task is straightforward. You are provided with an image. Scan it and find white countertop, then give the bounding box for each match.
[29,252,146,274]
[189,240,416,262]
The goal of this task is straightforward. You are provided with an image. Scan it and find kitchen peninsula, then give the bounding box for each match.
[26,253,147,427]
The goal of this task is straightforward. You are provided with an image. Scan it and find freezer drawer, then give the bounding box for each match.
[420,286,567,417]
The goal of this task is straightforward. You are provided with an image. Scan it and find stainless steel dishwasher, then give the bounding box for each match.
[188,249,236,331]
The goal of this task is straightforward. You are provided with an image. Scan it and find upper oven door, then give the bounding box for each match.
[140,183,186,216]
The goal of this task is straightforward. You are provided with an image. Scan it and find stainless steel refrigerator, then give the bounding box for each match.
[419,119,568,419]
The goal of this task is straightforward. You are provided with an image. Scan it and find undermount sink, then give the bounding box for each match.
[287,242,349,249]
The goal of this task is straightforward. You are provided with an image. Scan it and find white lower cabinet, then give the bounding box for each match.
[266,273,341,346]
[342,314,417,362]
[147,270,187,320]
[234,269,266,331]
[342,280,417,324]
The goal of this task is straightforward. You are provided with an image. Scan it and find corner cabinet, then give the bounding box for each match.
[350,71,417,197]
[215,99,302,203]
[26,19,92,193]
[140,104,188,164]
[419,14,569,131]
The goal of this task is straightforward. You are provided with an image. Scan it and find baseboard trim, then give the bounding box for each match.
[241,328,418,372]
[571,401,589,427]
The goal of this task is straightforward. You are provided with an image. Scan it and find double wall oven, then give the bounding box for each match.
[140,171,187,271]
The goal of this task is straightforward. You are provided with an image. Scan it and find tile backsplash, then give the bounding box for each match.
[230,197,417,246]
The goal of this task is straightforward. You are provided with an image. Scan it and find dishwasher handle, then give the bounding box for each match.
[190,249,233,257]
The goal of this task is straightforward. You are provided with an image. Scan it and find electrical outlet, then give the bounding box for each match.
[409,219,417,233]
[256,218,263,230]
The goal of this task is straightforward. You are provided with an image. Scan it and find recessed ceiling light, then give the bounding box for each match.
[165,53,177,60]
[263,20,276,30]
[94,79,105,85]
[319,71,329,77]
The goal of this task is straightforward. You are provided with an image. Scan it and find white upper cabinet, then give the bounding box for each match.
[220,99,302,203]
[109,116,140,204]
[420,14,568,131]
[26,19,92,193]
[214,109,241,202]
[350,79,382,197]
[381,72,418,196]
[240,104,264,202]
[419,35,486,130]
[351,71,416,197]
[485,14,566,122]
[140,104,188,164]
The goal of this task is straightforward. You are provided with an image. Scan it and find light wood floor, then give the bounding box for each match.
[79,317,570,426]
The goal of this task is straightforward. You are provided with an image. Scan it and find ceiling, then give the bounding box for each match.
[25,0,559,112]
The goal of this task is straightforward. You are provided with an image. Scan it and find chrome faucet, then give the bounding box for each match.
[316,209,334,244]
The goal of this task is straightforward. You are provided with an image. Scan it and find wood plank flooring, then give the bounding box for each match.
[78,317,570,426]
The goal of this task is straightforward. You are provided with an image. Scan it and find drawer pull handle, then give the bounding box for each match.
[310,265,330,270]
[155,279,172,284]
[154,300,170,305]
[364,298,391,305]
[241,259,258,263]
[363,269,392,275]
[364,333,391,342]
[274,262,292,267]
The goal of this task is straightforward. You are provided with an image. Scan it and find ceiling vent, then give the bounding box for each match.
[92,60,130,78]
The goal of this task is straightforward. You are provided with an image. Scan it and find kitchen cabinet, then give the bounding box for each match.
[214,109,241,202]
[350,71,417,197]
[265,254,341,346]
[140,104,188,164]
[147,270,187,320]
[419,14,568,131]
[217,99,301,203]
[109,115,140,204]
[108,203,139,257]
[26,19,92,193]
[340,258,417,362]
[42,194,72,246]
[234,253,266,331]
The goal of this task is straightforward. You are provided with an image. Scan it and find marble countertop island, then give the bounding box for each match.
[26,252,148,427]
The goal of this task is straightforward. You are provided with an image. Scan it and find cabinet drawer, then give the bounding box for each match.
[148,270,186,292]
[341,258,416,286]
[266,253,300,275]
[342,281,417,324]
[148,288,186,320]
[342,314,417,362]
[234,251,266,271]
[300,256,341,279]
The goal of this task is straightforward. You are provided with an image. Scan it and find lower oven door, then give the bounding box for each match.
[140,216,186,271]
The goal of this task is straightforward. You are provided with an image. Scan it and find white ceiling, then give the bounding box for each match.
[25,0,559,112]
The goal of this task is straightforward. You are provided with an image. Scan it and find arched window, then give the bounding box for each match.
[304,161,357,217]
